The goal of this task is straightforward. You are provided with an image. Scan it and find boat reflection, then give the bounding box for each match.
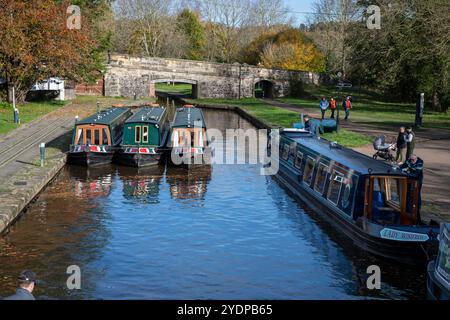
[67,165,114,199]
[165,165,212,201]
[117,166,165,204]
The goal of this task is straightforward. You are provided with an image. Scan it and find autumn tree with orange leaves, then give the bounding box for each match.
[242,28,325,73]
[0,0,99,102]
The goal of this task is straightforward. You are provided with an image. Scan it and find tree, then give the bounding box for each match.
[243,28,325,72]
[0,0,95,102]
[176,9,205,60]
[347,0,450,111]
[307,0,360,76]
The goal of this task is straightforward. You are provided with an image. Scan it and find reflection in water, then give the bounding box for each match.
[267,177,426,299]
[166,165,212,201]
[0,165,114,299]
[118,166,165,204]
[69,165,113,199]
[0,108,426,300]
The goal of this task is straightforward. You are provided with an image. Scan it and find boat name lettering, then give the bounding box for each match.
[380,228,429,242]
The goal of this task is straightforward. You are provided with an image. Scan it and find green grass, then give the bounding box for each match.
[277,86,450,130]
[155,83,193,95]
[190,97,372,147]
[0,100,68,135]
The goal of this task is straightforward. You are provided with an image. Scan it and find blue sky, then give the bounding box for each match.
[285,0,316,23]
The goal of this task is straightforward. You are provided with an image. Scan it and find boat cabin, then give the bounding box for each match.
[170,107,208,148]
[279,130,421,227]
[72,107,132,147]
[122,107,168,147]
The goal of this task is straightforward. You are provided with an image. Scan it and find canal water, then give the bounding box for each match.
[0,108,426,299]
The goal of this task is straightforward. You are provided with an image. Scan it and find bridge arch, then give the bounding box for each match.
[254,80,275,99]
[149,78,199,99]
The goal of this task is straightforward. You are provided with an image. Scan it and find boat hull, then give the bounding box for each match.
[68,151,114,167]
[276,161,438,266]
[115,150,165,167]
[167,147,212,169]
[427,261,450,300]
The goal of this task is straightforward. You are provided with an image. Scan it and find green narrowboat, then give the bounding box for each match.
[116,106,169,167]
[69,107,132,166]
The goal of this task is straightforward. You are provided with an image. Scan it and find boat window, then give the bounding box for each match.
[281,144,289,160]
[303,157,315,185]
[366,176,415,225]
[102,128,109,145]
[314,163,328,194]
[289,143,296,158]
[76,128,83,145]
[142,126,149,143]
[327,171,344,205]
[341,183,352,209]
[436,228,450,288]
[294,151,303,169]
[86,129,92,144]
[191,132,195,147]
[135,126,141,143]
[94,129,100,145]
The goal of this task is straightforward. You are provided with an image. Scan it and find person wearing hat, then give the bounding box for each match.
[3,270,37,300]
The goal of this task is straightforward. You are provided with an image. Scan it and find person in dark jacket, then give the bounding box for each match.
[3,270,37,300]
[405,127,415,159]
[401,154,424,218]
[395,126,407,164]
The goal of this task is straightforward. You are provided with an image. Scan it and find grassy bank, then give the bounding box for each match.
[0,95,157,136]
[277,86,450,130]
[0,100,68,135]
[188,97,372,147]
[155,83,192,96]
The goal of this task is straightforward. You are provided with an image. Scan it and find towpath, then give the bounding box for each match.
[0,102,95,184]
[263,99,450,222]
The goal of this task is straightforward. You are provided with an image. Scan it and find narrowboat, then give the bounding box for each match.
[427,223,450,300]
[167,105,211,167]
[115,107,169,167]
[69,107,132,166]
[274,128,439,265]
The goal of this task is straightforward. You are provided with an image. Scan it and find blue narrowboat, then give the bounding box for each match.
[116,106,169,167]
[427,223,450,300]
[275,128,439,265]
[167,105,211,168]
[69,107,132,166]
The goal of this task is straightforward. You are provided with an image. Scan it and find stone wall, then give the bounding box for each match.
[105,55,319,99]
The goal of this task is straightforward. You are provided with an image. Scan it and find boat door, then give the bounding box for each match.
[364,176,420,225]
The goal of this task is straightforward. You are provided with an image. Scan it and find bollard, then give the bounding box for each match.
[13,108,19,124]
[96,101,100,114]
[40,143,46,167]
[75,115,79,124]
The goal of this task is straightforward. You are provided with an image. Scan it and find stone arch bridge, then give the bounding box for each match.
[105,55,319,99]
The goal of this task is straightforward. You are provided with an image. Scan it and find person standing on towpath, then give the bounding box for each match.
[319,97,329,120]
